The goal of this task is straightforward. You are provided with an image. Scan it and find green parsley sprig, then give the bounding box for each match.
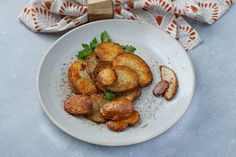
[100,31,112,42]
[104,91,121,101]
[76,37,98,60]
[121,45,136,53]
[76,31,136,60]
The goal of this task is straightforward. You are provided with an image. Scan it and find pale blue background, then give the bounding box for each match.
[0,1,235,157]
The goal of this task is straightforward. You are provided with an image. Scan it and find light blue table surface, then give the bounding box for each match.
[0,1,236,157]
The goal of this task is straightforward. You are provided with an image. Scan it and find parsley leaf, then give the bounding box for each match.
[76,37,98,60]
[89,38,98,51]
[76,31,136,60]
[76,49,91,60]
[101,31,112,42]
[104,91,121,101]
[121,45,136,53]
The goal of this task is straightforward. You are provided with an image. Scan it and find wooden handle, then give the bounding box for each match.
[87,0,114,22]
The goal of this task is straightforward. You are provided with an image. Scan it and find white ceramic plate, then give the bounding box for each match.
[37,19,195,146]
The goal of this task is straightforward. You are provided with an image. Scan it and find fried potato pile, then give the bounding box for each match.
[64,42,153,131]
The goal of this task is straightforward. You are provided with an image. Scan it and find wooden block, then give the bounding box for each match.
[87,0,114,22]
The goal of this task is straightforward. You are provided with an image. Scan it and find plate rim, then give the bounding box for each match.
[37,19,195,146]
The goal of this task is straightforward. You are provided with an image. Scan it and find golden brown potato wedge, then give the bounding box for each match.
[95,42,124,62]
[113,53,153,87]
[117,87,141,102]
[87,93,107,123]
[106,111,140,131]
[100,98,134,121]
[68,61,97,95]
[105,66,139,92]
[160,65,178,100]
[64,95,92,116]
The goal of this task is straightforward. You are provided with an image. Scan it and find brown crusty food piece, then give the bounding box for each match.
[86,52,99,78]
[117,87,141,102]
[100,98,134,121]
[160,65,178,100]
[91,61,112,92]
[113,53,153,87]
[105,66,139,92]
[94,61,116,87]
[106,111,140,131]
[95,42,124,62]
[64,95,92,116]
[153,80,169,97]
[97,67,117,86]
[68,61,97,95]
[92,61,113,91]
[86,52,105,91]
[87,93,107,123]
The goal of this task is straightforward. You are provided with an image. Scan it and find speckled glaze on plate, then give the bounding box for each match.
[37,19,195,146]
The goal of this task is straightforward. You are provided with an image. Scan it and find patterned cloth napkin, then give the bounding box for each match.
[19,0,233,51]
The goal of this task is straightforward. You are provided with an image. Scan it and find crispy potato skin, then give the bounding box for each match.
[86,52,99,78]
[97,67,117,86]
[117,87,141,102]
[106,111,140,131]
[95,42,124,62]
[113,53,153,87]
[94,61,116,88]
[64,95,92,116]
[68,61,97,95]
[93,61,113,91]
[100,98,134,121]
[105,66,139,92]
[160,65,178,100]
[87,93,107,123]
[153,80,169,97]
[68,61,83,94]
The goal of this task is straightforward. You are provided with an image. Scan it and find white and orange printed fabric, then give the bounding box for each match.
[19,0,233,51]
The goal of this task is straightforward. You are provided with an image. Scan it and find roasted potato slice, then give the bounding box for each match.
[117,87,141,102]
[86,53,103,91]
[87,93,107,123]
[64,95,92,116]
[106,111,141,131]
[113,53,153,87]
[95,42,124,62]
[92,61,113,91]
[68,61,97,94]
[97,67,117,86]
[100,98,134,121]
[160,65,178,100]
[94,61,116,86]
[105,66,139,92]
[86,52,99,78]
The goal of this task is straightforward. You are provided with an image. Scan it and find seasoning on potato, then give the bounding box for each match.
[105,65,139,92]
